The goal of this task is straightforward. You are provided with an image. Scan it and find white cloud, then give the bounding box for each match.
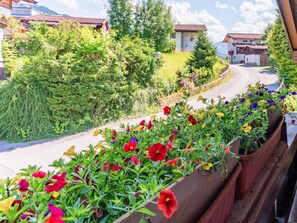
[215,1,228,9]
[168,1,227,43]
[232,0,276,33]
[53,0,79,10]
[230,6,238,12]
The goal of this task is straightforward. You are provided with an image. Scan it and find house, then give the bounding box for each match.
[223,33,268,65]
[11,2,40,19]
[20,15,109,32]
[174,24,207,52]
[241,45,268,66]
[0,0,36,16]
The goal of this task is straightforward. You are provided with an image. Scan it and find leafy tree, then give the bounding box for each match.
[107,0,133,39]
[134,0,174,52]
[186,32,217,71]
[266,13,297,85]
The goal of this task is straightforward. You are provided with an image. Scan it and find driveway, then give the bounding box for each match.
[0,64,280,179]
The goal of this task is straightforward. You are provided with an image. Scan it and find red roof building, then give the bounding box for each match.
[0,0,36,10]
[174,23,207,52]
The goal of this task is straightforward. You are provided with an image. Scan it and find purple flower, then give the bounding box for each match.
[256,91,263,96]
[291,91,297,95]
[286,85,290,89]
[224,101,229,104]
[280,95,286,100]
[239,98,246,103]
[248,93,253,97]
[131,136,138,143]
[252,102,258,110]
[246,112,251,116]
[266,99,276,105]
[111,139,116,144]
[268,90,275,94]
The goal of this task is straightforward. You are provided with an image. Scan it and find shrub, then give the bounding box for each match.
[163,39,176,53]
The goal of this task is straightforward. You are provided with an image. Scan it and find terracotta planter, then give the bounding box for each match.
[115,138,240,223]
[236,116,284,199]
[198,162,242,223]
[267,108,283,137]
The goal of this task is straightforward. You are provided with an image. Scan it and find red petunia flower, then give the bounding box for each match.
[166,141,174,151]
[165,158,180,167]
[163,106,171,116]
[103,162,121,172]
[147,143,167,162]
[292,120,296,124]
[157,189,178,218]
[188,115,197,125]
[21,209,35,220]
[112,129,117,135]
[32,171,47,178]
[74,165,83,180]
[169,130,178,141]
[124,141,137,153]
[148,120,153,130]
[18,179,29,192]
[46,172,67,193]
[205,144,210,151]
[12,199,22,211]
[45,204,65,223]
[225,147,231,154]
[131,155,142,165]
[139,119,146,125]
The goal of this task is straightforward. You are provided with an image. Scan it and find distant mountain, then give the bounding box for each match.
[214,42,228,59]
[31,5,69,16]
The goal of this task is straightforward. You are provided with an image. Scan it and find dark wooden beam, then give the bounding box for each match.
[276,0,297,64]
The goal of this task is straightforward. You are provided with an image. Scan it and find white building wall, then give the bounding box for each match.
[0,8,11,17]
[182,32,198,51]
[175,32,182,51]
[245,54,260,65]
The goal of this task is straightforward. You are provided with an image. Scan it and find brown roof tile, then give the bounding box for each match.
[21,15,106,26]
[223,33,262,42]
[175,24,207,32]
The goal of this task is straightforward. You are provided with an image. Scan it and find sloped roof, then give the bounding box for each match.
[175,24,207,32]
[223,33,262,42]
[245,45,268,50]
[21,15,106,26]
[1,0,37,10]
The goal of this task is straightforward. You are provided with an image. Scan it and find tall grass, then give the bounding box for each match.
[0,80,52,142]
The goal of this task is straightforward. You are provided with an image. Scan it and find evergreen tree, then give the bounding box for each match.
[134,0,174,52]
[266,13,297,85]
[186,32,216,71]
[108,0,133,39]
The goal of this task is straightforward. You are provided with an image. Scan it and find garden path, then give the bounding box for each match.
[0,64,280,179]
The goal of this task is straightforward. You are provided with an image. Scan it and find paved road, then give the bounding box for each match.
[0,64,280,179]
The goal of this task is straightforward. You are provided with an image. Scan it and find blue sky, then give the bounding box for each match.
[35,0,278,42]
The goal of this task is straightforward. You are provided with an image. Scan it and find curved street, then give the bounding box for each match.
[0,64,280,178]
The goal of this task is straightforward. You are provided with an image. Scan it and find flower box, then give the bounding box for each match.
[267,108,283,137]
[198,162,242,223]
[236,116,284,199]
[115,138,240,223]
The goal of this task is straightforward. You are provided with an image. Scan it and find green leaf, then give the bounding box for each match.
[137,208,156,216]
[172,169,182,175]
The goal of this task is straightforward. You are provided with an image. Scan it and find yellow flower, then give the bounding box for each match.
[258,100,266,106]
[202,162,213,171]
[93,129,100,137]
[94,142,103,150]
[248,86,254,91]
[134,125,143,132]
[63,146,77,157]
[199,112,205,119]
[150,115,156,121]
[216,112,224,118]
[0,197,15,215]
[202,123,206,128]
[0,179,4,185]
[11,175,21,185]
[245,99,251,107]
[183,104,190,114]
[243,123,248,127]
[52,191,60,199]
[209,108,216,114]
[197,95,204,101]
[243,126,253,133]
[263,109,267,113]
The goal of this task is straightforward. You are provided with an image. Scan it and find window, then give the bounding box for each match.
[243,40,248,43]
[171,33,176,39]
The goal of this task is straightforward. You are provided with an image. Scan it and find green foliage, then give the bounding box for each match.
[117,37,158,88]
[266,13,297,86]
[163,39,176,53]
[134,0,174,52]
[0,80,52,141]
[107,0,133,39]
[187,32,217,72]
[0,20,158,141]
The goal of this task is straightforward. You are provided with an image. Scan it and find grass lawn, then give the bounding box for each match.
[157,52,191,79]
